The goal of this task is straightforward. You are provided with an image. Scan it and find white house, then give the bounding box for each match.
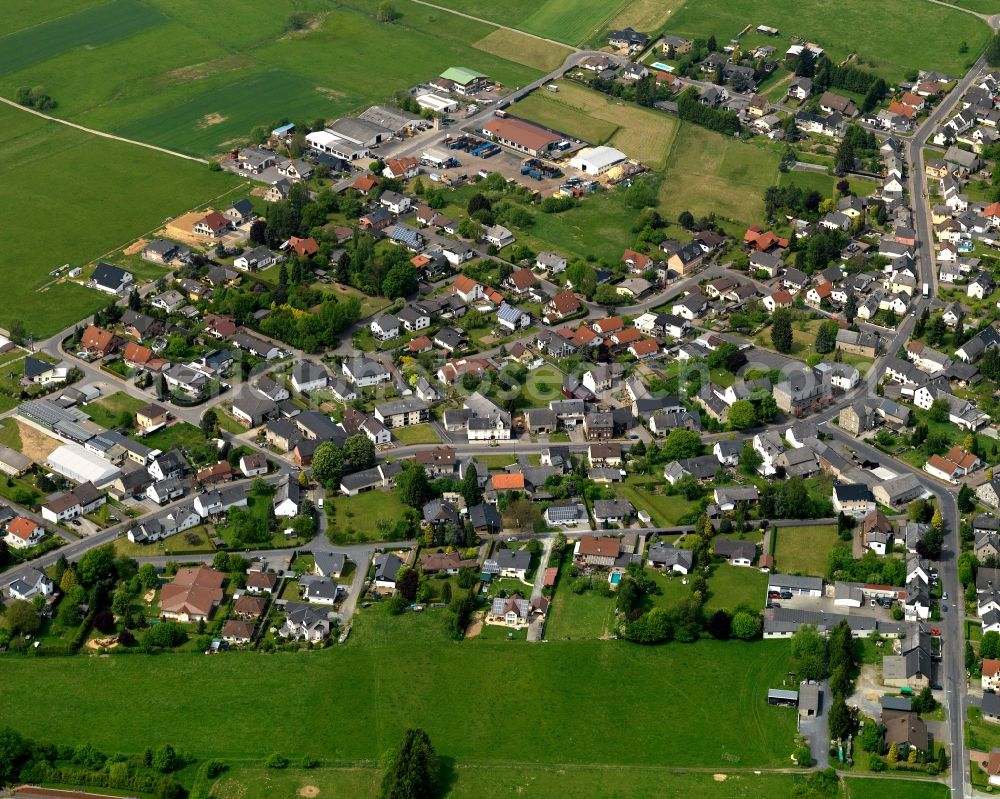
[4,517,44,550]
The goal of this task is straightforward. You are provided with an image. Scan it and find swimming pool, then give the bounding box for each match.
[650,61,675,73]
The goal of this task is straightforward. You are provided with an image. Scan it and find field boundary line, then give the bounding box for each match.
[923,0,996,24]
[406,0,578,52]
[0,96,208,164]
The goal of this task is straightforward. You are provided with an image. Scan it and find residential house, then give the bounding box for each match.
[159,566,224,622]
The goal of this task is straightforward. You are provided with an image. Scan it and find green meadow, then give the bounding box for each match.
[668,0,988,83]
[0,607,796,769]
[0,103,240,336]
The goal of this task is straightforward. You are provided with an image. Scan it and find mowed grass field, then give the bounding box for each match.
[427,0,632,45]
[706,563,767,612]
[210,767,823,799]
[773,524,839,577]
[0,104,240,336]
[473,28,573,72]
[659,124,780,230]
[545,588,616,639]
[667,0,989,82]
[0,0,547,157]
[0,607,797,769]
[0,0,165,75]
[604,0,688,40]
[513,82,679,169]
[842,778,948,799]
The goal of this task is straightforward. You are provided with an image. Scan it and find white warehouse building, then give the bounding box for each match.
[415,93,458,114]
[569,146,628,176]
[46,444,120,487]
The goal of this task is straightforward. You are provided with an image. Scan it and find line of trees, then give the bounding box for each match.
[677,87,741,136]
[0,728,186,798]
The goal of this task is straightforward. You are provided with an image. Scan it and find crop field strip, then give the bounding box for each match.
[0,0,549,158]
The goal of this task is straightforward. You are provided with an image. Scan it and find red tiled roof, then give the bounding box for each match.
[926,454,959,476]
[548,290,580,316]
[483,117,561,152]
[622,248,652,269]
[888,101,916,119]
[578,536,621,558]
[593,317,624,334]
[945,445,978,470]
[81,325,116,352]
[508,268,535,289]
[612,327,642,345]
[453,274,480,295]
[288,236,319,257]
[629,338,659,357]
[490,472,525,491]
[7,516,40,540]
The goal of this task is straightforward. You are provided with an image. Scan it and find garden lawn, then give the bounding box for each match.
[778,170,835,198]
[706,563,767,612]
[659,124,780,230]
[327,489,411,542]
[842,778,948,799]
[113,525,215,558]
[967,706,1000,752]
[389,423,440,445]
[512,81,679,169]
[667,0,989,82]
[0,103,240,337]
[0,418,23,450]
[211,766,811,799]
[617,478,698,526]
[545,586,616,638]
[81,392,146,429]
[646,567,695,610]
[773,524,839,577]
[478,454,519,469]
[140,422,208,453]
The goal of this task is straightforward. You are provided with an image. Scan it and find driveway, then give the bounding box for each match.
[529,535,554,602]
[798,679,830,768]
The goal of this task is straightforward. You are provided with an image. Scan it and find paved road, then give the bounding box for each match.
[823,424,964,796]
[0,473,290,592]
[901,61,987,799]
[908,55,987,302]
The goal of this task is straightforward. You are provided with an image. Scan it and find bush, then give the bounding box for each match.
[265,753,289,769]
[143,622,187,649]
